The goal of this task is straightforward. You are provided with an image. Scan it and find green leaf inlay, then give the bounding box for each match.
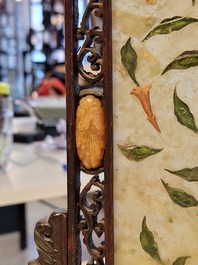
[173,88,198,133]
[120,38,139,86]
[118,144,163,162]
[165,167,198,182]
[173,256,190,265]
[143,16,198,41]
[161,179,198,207]
[162,50,198,75]
[140,217,163,264]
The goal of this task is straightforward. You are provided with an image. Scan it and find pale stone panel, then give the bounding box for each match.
[113,1,198,264]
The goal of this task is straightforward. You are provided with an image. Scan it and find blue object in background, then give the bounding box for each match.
[62,164,67,171]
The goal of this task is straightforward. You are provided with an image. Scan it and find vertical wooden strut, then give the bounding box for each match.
[103,1,114,264]
[65,0,81,265]
[65,0,113,264]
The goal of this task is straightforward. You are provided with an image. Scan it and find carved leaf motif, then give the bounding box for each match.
[29,210,67,265]
[33,226,55,264]
[121,38,139,86]
[140,217,163,264]
[143,16,198,41]
[161,179,198,207]
[173,88,198,133]
[118,144,163,162]
[173,256,190,265]
[165,167,198,182]
[162,50,198,75]
[76,95,105,169]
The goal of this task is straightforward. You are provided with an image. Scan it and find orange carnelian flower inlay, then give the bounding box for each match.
[130,83,161,133]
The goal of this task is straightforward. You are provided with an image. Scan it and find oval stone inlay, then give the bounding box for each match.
[76,95,105,169]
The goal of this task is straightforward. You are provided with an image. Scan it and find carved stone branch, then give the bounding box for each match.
[28,209,67,265]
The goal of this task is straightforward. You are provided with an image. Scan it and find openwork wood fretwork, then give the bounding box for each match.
[28,0,112,264]
[77,0,103,85]
[79,176,105,264]
[28,209,67,265]
[66,0,113,264]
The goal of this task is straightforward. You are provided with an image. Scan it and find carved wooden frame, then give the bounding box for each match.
[65,0,113,264]
[29,1,113,264]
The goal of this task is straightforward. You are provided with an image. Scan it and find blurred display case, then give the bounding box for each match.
[0,0,28,98]
[27,0,65,91]
[0,0,65,97]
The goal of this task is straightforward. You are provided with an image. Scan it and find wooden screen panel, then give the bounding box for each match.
[65,0,113,264]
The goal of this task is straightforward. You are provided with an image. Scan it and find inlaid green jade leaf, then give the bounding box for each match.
[162,50,198,75]
[161,179,198,207]
[172,256,190,265]
[165,167,198,182]
[121,38,139,86]
[140,217,164,264]
[173,88,198,133]
[118,144,163,162]
[143,16,198,41]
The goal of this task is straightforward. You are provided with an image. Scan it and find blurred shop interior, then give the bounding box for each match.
[0,1,101,263]
[0,0,90,139]
[0,0,88,142]
[0,0,66,98]
[0,1,102,263]
[0,0,68,261]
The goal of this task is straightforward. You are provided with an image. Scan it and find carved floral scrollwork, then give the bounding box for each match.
[28,209,67,265]
[77,0,103,85]
[78,175,105,264]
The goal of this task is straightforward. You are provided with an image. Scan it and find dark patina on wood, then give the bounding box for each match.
[28,0,113,264]
[66,0,113,264]
[65,0,82,264]
[28,209,68,265]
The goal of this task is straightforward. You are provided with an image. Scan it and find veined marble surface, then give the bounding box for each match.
[113,1,198,264]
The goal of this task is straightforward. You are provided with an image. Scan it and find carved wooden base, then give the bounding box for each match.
[28,209,67,265]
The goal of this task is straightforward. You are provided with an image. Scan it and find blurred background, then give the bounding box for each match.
[0,1,96,264]
[0,0,88,141]
[0,0,66,98]
[0,1,67,264]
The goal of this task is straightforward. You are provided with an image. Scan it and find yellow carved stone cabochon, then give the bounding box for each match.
[113,0,198,264]
[76,95,105,170]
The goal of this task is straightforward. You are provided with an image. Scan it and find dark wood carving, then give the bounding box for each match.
[29,0,113,264]
[78,176,105,264]
[66,0,113,264]
[77,0,103,85]
[102,1,114,263]
[28,209,67,265]
[65,0,82,263]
